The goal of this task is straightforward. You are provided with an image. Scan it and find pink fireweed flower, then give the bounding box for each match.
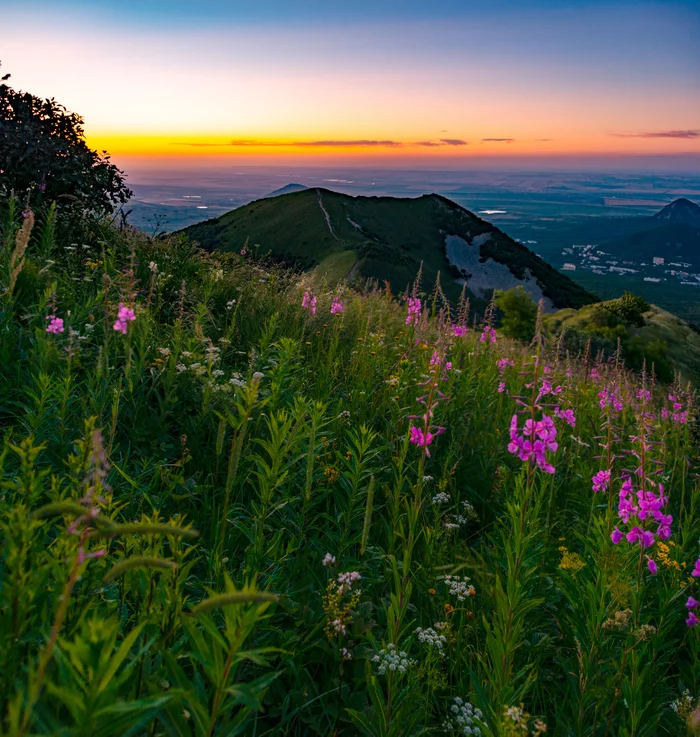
[45,315,64,334]
[692,558,700,578]
[646,556,658,575]
[497,358,515,373]
[636,388,651,402]
[687,612,699,627]
[330,297,344,315]
[592,469,611,493]
[598,388,623,413]
[507,413,558,473]
[113,303,136,334]
[554,406,576,427]
[686,596,699,610]
[625,525,655,548]
[611,527,624,544]
[498,381,506,393]
[405,296,422,325]
[301,291,317,315]
[537,379,563,401]
[453,325,467,337]
[480,325,497,344]
[409,424,445,458]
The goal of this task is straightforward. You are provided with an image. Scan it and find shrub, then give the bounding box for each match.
[495,286,538,342]
[0,66,132,214]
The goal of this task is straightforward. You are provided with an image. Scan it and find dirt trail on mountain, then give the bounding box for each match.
[316,190,339,241]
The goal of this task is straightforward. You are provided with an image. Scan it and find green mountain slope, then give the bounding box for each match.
[182,188,596,309]
[546,300,700,385]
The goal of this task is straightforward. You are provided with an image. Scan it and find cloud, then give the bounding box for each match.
[293,139,403,147]
[415,139,468,147]
[534,138,553,142]
[173,138,473,150]
[172,139,404,148]
[482,138,515,143]
[611,130,700,139]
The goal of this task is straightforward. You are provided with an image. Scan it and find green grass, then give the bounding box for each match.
[0,199,699,736]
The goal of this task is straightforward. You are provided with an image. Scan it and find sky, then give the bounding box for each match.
[4,0,700,170]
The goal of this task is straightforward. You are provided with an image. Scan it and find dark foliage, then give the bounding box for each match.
[0,67,132,213]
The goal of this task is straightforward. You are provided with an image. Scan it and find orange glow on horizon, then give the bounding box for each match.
[87,132,700,160]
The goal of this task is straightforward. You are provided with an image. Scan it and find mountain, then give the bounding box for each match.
[182,188,596,310]
[263,183,309,198]
[653,197,700,227]
[602,198,700,265]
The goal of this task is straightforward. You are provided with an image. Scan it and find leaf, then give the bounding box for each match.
[190,592,278,616]
[93,522,199,539]
[103,557,178,582]
[97,623,145,695]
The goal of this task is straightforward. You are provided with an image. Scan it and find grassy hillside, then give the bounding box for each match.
[183,188,596,310]
[1,199,699,736]
[544,296,700,385]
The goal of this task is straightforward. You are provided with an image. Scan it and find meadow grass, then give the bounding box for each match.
[0,201,699,736]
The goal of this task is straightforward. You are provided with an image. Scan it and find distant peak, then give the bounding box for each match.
[263,183,309,199]
[654,197,700,225]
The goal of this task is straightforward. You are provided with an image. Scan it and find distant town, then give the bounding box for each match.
[556,245,700,287]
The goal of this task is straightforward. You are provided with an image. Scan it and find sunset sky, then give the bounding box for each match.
[5,0,700,169]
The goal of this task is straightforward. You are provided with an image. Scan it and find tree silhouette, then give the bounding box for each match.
[0,64,132,213]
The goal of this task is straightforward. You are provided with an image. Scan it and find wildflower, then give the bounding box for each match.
[372,644,416,675]
[443,697,483,735]
[610,527,624,544]
[301,291,317,315]
[646,556,658,575]
[432,491,450,505]
[45,315,64,334]
[497,357,514,373]
[341,647,352,660]
[498,381,506,393]
[415,626,447,651]
[598,387,623,413]
[603,609,633,631]
[336,571,361,594]
[442,575,475,601]
[686,612,699,628]
[405,296,422,325]
[692,558,700,577]
[330,296,344,315]
[507,414,558,474]
[410,425,435,453]
[559,547,585,573]
[113,303,136,334]
[453,325,467,337]
[554,406,576,427]
[592,469,611,493]
[480,325,496,344]
[686,596,699,610]
[148,261,159,273]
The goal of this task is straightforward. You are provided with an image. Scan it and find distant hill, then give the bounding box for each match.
[653,197,700,227]
[263,183,309,198]
[602,198,700,265]
[181,188,596,310]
